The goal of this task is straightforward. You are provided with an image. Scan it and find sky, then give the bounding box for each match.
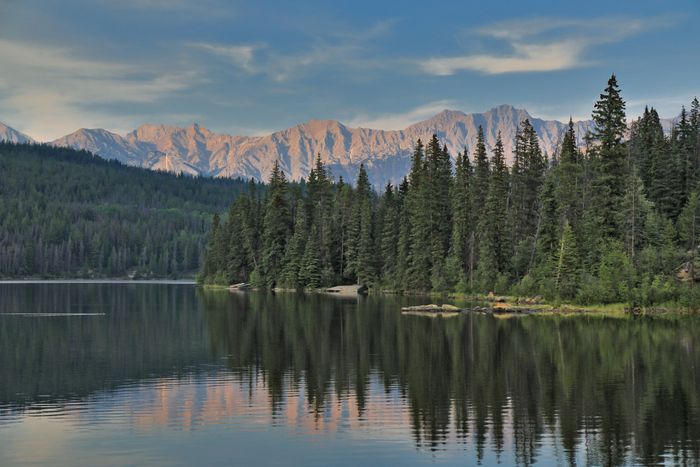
[0,0,698,141]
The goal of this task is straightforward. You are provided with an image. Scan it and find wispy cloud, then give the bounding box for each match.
[0,39,201,140]
[418,16,673,75]
[189,42,259,73]
[346,100,459,130]
[192,20,394,82]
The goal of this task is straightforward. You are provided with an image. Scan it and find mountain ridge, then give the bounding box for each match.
[0,106,677,188]
[0,122,34,144]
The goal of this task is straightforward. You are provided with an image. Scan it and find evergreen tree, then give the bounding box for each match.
[591,74,628,237]
[261,160,291,287]
[446,149,473,289]
[472,126,490,230]
[618,166,652,262]
[299,225,323,288]
[347,164,375,285]
[674,106,695,205]
[425,136,453,290]
[535,171,559,271]
[554,221,580,299]
[379,183,400,287]
[395,177,411,289]
[478,132,510,290]
[279,199,307,288]
[555,119,582,228]
[406,140,432,291]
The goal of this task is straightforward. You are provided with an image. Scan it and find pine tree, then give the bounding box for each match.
[347,164,375,285]
[395,177,411,290]
[591,74,628,237]
[554,221,580,299]
[425,136,453,290]
[618,166,652,263]
[306,155,335,282]
[379,183,400,287]
[509,120,547,280]
[406,140,432,291]
[201,213,222,280]
[691,97,700,176]
[674,106,695,205]
[477,132,510,290]
[446,149,473,289]
[279,199,307,288]
[299,224,322,288]
[261,160,291,287]
[535,171,559,271]
[555,119,582,228]
[472,126,490,229]
[357,198,376,285]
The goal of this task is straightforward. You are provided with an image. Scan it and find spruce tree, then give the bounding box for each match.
[299,224,322,288]
[535,171,560,272]
[279,199,307,288]
[554,221,580,299]
[379,183,399,287]
[477,132,510,290]
[406,140,432,291]
[261,160,291,287]
[446,149,473,289]
[425,136,453,290]
[591,74,628,237]
[395,177,411,290]
[555,119,582,228]
[347,164,375,285]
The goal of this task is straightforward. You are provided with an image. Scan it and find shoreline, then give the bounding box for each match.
[198,284,699,317]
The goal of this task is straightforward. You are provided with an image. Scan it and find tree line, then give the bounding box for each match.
[201,75,700,306]
[0,142,248,278]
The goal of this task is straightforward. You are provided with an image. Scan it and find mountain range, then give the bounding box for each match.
[0,105,675,188]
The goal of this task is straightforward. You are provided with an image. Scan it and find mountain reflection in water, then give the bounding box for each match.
[0,283,698,466]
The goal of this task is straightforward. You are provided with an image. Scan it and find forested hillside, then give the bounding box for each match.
[201,76,700,307]
[0,143,248,278]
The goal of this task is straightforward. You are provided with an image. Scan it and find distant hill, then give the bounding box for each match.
[0,142,248,278]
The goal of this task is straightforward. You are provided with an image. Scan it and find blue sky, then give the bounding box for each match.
[0,0,698,140]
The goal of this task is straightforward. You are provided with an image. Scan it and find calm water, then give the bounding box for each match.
[0,283,698,466]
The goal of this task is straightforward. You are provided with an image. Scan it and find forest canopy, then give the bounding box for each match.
[0,143,248,278]
[201,75,700,307]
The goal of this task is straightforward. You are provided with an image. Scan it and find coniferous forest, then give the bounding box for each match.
[0,143,248,278]
[201,75,700,307]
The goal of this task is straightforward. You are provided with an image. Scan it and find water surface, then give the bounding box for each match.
[0,283,698,466]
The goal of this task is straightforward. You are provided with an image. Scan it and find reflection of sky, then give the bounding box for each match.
[0,370,587,466]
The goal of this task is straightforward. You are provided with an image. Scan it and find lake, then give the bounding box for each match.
[0,282,698,466]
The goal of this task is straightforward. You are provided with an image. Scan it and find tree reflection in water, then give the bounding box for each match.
[202,291,700,466]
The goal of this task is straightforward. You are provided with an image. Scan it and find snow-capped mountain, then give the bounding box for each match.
[36,105,598,188]
[0,122,34,144]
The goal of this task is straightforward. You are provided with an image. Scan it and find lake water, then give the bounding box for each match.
[0,282,698,466]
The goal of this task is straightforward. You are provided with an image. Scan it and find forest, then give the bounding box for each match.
[201,75,700,307]
[0,143,248,278]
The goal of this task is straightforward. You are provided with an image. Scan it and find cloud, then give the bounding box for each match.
[423,40,587,75]
[418,16,671,76]
[346,100,459,130]
[0,39,200,140]
[192,20,393,82]
[189,42,259,73]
